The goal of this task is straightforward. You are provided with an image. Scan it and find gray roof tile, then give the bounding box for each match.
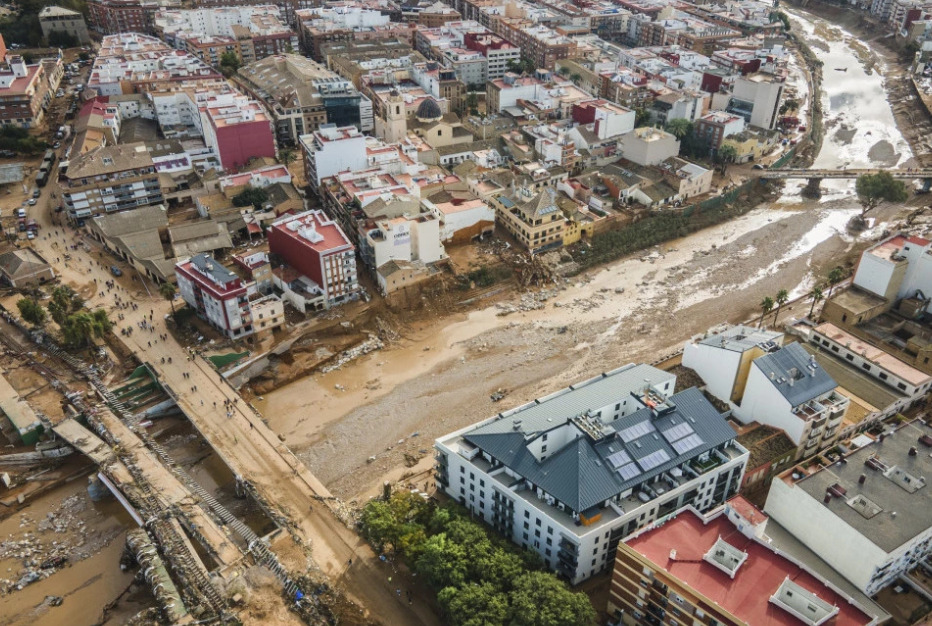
[752,343,837,407]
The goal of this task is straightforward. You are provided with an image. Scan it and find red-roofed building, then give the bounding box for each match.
[0,54,61,129]
[609,503,877,626]
[267,210,360,311]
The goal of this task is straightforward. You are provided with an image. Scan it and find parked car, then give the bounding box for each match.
[53,141,61,149]
[27,198,37,205]
[752,164,766,170]
[32,189,40,198]
[27,231,35,240]
[110,266,123,277]
[15,208,26,218]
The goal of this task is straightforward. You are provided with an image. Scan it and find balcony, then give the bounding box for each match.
[793,399,827,422]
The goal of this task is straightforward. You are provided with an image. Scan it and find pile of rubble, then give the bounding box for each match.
[0,494,91,595]
[554,292,607,313]
[320,336,384,374]
[495,287,563,316]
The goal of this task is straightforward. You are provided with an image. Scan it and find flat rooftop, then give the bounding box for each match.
[814,323,930,387]
[791,420,932,553]
[626,510,874,625]
[826,287,887,316]
[800,342,903,412]
[866,234,909,263]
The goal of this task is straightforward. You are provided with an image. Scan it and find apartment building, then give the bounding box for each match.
[88,0,150,34]
[198,92,276,171]
[237,54,370,145]
[417,0,461,27]
[492,186,566,255]
[153,6,297,66]
[62,143,164,221]
[609,499,877,625]
[295,6,415,61]
[435,363,748,584]
[619,127,680,166]
[737,343,850,458]
[89,33,226,97]
[728,72,785,130]
[175,253,284,339]
[0,55,61,129]
[300,123,369,188]
[852,232,932,305]
[637,10,741,54]
[808,323,932,407]
[267,210,360,311]
[492,19,576,70]
[765,419,932,596]
[695,110,745,149]
[415,21,520,84]
[39,6,91,44]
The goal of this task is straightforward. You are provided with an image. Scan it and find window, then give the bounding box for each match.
[535,519,542,526]
[880,372,888,380]
[479,479,485,487]
[898,383,907,390]
[862,363,871,371]
[846,354,854,361]
[524,511,530,518]
[524,521,530,530]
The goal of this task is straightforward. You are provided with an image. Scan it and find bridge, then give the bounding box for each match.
[757,168,932,197]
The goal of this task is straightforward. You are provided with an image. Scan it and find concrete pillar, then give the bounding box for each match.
[802,177,822,199]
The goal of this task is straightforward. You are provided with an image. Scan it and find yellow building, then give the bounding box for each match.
[491,187,566,254]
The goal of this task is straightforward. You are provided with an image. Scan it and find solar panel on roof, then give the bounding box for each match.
[672,433,704,455]
[618,420,655,442]
[606,450,632,469]
[661,422,694,443]
[637,449,671,471]
[617,463,641,481]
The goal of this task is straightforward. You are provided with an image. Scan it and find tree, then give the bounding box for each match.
[48,30,78,48]
[557,66,570,77]
[416,533,470,589]
[827,266,845,298]
[809,285,824,318]
[634,106,652,127]
[17,297,46,326]
[160,282,177,318]
[278,148,296,169]
[438,583,511,626]
[770,10,791,31]
[62,311,96,347]
[48,285,84,325]
[773,289,789,326]
[716,143,738,173]
[855,171,908,215]
[665,118,693,140]
[759,296,774,329]
[232,186,269,210]
[508,571,596,626]
[91,309,113,338]
[219,51,242,77]
[778,99,799,116]
[466,91,479,115]
[569,72,582,85]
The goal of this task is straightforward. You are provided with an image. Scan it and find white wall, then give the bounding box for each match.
[682,342,742,405]
[764,477,889,593]
[853,252,896,298]
[901,242,932,300]
[737,364,804,444]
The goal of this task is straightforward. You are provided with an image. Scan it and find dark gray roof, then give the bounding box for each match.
[416,97,442,120]
[698,324,783,353]
[794,420,932,553]
[464,386,738,512]
[190,253,238,287]
[752,343,836,407]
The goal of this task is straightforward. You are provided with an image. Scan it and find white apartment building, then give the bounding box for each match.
[765,420,932,596]
[175,253,284,340]
[728,73,784,130]
[852,232,932,303]
[737,343,850,458]
[435,363,749,584]
[683,324,785,406]
[619,127,680,166]
[300,124,369,188]
[809,323,932,407]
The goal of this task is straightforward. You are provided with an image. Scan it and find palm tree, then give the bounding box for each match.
[773,289,789,326]
[808,285,824,318]
[91,309,112,338]
[826,267,845,298]
[717,143,738,173]
[759,296,774,329]
[64,311,96,347]
[665,118,692,140]
[160,282,178,319]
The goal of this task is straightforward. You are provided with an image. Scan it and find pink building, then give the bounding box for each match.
[200,94,275,171]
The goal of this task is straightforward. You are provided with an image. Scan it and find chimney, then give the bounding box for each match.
[859,474,866,485]
[823,492,831,504]
[879,433,886,443]
[909,447,917,456]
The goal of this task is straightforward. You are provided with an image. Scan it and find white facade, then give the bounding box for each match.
[620,127,680,166]
[731,74,784,130]
[765,421,932,595]
[422,198,495,242]
[300,124,368,187]
[435,364,749,585]
[365,213,444,268]
[853,233,932,302]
